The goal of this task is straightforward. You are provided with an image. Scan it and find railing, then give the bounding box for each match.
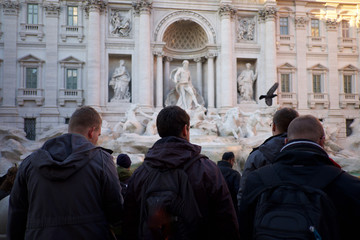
[308,92,329,108]
[58,89,83,106]
[278,92,297,107]
[60,25,84,42]
[17,88,44,106]
[19,23,44,41]
[338,37,357,52]
[340,93,360,108]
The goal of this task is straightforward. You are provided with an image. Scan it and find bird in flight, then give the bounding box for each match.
[259,82,279,106]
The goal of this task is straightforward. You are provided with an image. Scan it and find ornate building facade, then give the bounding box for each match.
[0,0,359,141]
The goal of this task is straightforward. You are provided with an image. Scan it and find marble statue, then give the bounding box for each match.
[110,11,131,37]
[237,63,257,101]
[137,109,158,136]
[110,60,131,101]
[217,107,243,139]
[122,104,144,135]
[172,60,201,110]
[239,109,265,138]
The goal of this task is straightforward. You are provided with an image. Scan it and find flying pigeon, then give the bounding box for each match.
[259,82,279,106]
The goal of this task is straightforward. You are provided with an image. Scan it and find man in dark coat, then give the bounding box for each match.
[217,152,241,210]
[123,106,240,240]
[238,115,360,239]
[238,107,298,207]
[8,106,123,240]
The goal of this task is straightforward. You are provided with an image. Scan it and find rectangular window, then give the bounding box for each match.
[346,119,354,137]
[281,74,290,92]
[66,69,78,89]
[26,68,37,88]
[342,20,350,38]
[65,118,70,124]
[280,17,289,35]
[343,75,352,94]
[67,6,78,26]
[311,19,320,37]
[313,74,321,93]
[24,118,36,140]
[27,4,38,24]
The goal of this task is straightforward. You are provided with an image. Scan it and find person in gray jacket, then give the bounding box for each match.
[8,106,123,240]
[237,107,298,208]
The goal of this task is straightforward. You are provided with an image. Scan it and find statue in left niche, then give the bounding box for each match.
[110,60,131,102]
[110,10,131,37]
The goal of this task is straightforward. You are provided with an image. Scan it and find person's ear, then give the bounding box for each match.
[319,135,325,148]
[181,124,190,141]
[87,127,95,140]
[285,137,289,144]
[272,122,276,132]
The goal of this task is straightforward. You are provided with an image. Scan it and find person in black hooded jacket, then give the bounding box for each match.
[8,106,123,240]
[217,152,241,210]
[239,115,360,240]
[123,106,240,240]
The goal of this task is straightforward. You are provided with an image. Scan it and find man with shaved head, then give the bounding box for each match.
[239,115,360,239]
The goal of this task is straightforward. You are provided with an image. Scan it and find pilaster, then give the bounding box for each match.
[206,52,216,109]
[219,4,236,108]
[194,57,203,96]
[154,51,164,108]
[133,0,152,107]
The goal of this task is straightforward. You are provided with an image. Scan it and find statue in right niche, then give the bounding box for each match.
[110,60,131,102]
[237,63,257,101]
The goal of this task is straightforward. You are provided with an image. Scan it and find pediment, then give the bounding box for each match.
[278,63,296,70]
[60,56,84,64]
[18,54,44,63]
[340,64,358,72]
[308,64,328,71]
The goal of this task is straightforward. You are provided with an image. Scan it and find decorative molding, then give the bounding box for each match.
[2,0,20,15]
[43,2,61,16]
[153,51,164,57]
[326,18,338,31]
[83,0,107,13]
[154,10,216,44]
[132,0,152,14]
[194,57,203,62]
[259,7,277,21]
[165,56,173,62]
[219,4,236,18]
[295,16,308,29]
[205,51,217,59]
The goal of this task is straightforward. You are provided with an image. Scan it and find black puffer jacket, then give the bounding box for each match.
[239,140,360,240]
[238,133,286,207]
[123,136,240,240]
[8,133,123,240]
[217,160,241,210]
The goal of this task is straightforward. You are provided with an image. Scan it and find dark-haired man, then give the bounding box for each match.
[123,106,239,240]
[217,152,241,210]
[8,106,123,240]
[238,107,298,206]
[239,115,360,239]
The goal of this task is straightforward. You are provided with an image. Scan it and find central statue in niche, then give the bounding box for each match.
[165,60,204,110]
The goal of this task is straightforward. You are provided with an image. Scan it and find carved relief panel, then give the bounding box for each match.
[109,9,132,38]
[237,16,256,42]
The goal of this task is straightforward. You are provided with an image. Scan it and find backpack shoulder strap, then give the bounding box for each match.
[258,164,282,187]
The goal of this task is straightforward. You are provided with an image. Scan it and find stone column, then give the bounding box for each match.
[85,0,106,108]
[154,51,164,108]
[206,53,216,109]
[263,6,277,102]
[194,57,203,96]
[2,1,19,108]
[134,1,152,107]
[326,18,340,109]
[164,57,173,100]
[42,3,60,114]
[219,4,236,108]
[294,12,309,109]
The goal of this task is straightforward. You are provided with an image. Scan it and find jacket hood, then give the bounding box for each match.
[258,133,287,163]
[30,133,99,181]
[144,136,202,168]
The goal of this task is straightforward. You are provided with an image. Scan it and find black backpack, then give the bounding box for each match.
[252,164,342,240]
[139,155,204,240]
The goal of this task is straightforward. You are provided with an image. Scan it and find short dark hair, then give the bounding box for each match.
[273,107,299,133]
[287,115,324,142]
[68,106,102,134]
[222,152,235,161]
[156,106,190,138]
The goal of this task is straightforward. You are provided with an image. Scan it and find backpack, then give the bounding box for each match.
[252,164,342,240]
[139,155,204,240]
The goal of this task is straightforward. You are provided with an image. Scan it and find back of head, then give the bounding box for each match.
[273,107,299,133]
[117,154,131,168]
[156,106,190,138]
[287,115,325,143]
[68,106,102,135]
[222,152,235,161]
